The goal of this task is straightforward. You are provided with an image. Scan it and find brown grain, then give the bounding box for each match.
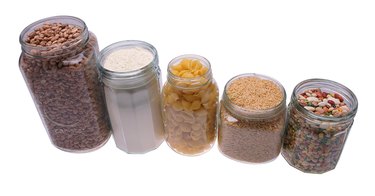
[218,102,286,163]
[227,77,283,110]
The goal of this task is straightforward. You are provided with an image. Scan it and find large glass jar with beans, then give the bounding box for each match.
[162,54,219,156]
[19,16,111,152]
[282,79,358,173]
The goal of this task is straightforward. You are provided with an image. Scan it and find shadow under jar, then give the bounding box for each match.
[98,40,164,154]
[19,16,111,152]
[162,54,219,156]
[282,79,358,173]
[218,74,287,163]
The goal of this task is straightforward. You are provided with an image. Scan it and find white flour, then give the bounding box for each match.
[104,47,153,72]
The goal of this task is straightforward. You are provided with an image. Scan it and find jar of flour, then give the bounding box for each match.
[98,40,164,154]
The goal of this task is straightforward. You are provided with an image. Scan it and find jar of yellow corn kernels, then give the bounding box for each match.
[162,54,219,156]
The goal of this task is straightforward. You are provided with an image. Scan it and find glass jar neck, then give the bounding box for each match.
[166,54,213,90]
[98,40,160,89]
[19,15,89,58]
[291,78,358,123]
[222,73,287,121]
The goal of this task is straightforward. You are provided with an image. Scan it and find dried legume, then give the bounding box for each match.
[19,17,111,152]
[297,89,349,117]
[282,79,358,173]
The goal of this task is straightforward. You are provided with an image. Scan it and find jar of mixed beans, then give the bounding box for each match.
[162,54,219,156]
[282,79,358,173]
[19,16,111,152]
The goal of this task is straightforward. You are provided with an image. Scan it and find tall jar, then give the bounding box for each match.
[162,54,219,156]
[98,40,164,154]
[282,79,358,173]
[218,74,287,163]
[19,16,111,152]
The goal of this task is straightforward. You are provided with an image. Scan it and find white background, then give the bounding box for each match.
[1,0,374,195]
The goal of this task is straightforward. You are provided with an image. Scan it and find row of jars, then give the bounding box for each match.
[19,16,358,174]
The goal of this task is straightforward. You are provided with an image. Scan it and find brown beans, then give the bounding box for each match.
[20,20,111,152]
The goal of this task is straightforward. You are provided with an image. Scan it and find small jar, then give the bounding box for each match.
[282,79,358,173]
[162,54,219,156]
[218,73,287,163]
[19,16,111,152]
[98,40,164,154]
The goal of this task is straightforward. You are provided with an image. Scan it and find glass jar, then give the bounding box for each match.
[98,40,164,154]
[19,15,111,152]
[282,79,358,173]
[162,54,219,156]
[218,73,287,163]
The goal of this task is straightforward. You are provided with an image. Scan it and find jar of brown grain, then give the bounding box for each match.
[19,16,111,152]
[218,73,287,163]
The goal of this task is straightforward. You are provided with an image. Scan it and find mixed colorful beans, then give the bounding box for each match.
[297,89,350,117]
[282,84,356,174]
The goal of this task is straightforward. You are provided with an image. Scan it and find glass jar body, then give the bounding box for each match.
[19,16,111,152]
[218,73,287,163]
[98,40,165,154]
[162,55,219,156]
[282,79,358,173]
[162,80,219,155]
[218,101,286,163]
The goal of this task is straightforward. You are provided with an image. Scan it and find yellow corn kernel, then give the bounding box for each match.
[191,100,201,110]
